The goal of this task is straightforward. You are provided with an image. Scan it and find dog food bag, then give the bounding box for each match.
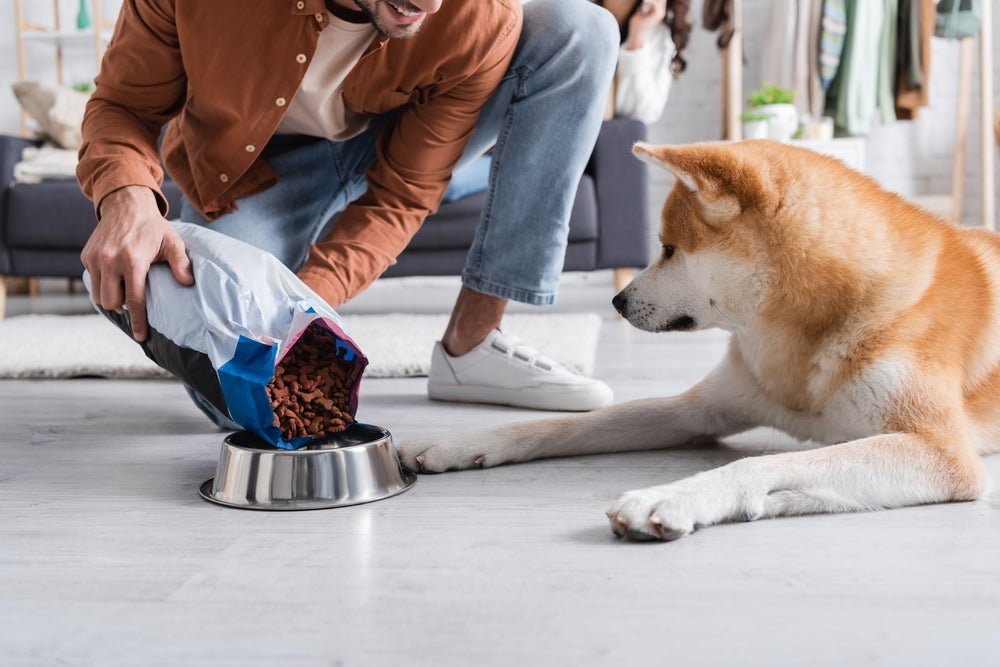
[83,221,368,450]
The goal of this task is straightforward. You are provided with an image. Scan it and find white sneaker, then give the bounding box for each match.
[427,329,613,411]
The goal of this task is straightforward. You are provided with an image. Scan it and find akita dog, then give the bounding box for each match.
[397,139,998,541]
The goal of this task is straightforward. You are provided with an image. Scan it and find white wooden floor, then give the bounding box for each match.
[3,274,1000,667]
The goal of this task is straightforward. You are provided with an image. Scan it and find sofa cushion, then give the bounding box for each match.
[7,181,96,248]
[11,80,89,150]
[9,248,86,277]
[405,175,599,252]
[6,180,184,249]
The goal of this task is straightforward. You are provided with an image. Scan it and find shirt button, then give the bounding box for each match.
[315,13,324,22]
[296,53,307,64]
[245,144,256,153]
[295,1,304,9]
[219,174,229,183]
[275,97,287,107]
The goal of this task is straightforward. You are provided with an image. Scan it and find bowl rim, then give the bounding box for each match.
[198,423,417,511]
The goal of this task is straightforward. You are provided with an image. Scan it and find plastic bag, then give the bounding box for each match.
[83,221,368,450]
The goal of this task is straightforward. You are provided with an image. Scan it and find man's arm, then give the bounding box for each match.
[77,0,192,340]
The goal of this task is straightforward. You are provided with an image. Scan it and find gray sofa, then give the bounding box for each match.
[0,118,650,316]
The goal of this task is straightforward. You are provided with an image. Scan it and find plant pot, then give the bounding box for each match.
[755,103,798,142]
[742,119,770,140]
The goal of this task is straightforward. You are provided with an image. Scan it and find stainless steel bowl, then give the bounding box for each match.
[199,423,416,510]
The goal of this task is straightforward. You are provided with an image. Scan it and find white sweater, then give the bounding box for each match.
[613,20,675,124]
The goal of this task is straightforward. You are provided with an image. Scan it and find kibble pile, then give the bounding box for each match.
[266,322,363,441]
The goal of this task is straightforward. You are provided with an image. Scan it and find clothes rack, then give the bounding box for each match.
[721,0,995,229]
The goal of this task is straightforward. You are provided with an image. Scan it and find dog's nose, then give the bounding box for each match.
[612,292,626,314]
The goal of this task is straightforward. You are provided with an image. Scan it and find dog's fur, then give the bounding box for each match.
[396,139,999,541]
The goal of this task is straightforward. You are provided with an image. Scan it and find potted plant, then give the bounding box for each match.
[747,84,798,141]
[740,110,772,140]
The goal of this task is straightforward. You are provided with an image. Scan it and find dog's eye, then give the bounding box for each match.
[662,244,676,259]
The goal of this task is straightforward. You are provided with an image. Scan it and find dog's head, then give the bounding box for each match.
[613,140,877,336]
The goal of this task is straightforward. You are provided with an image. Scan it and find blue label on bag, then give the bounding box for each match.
[217,336,298,448]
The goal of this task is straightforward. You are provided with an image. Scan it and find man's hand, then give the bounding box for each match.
[81,185,194,342]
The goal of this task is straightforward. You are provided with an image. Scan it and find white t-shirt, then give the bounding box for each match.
[276,13,377,141]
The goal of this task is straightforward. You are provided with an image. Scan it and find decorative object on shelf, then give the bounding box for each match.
[747,84,798,142]
[15,0,112,137]
[76,0,92,30]
[740,110,771,139]
[798,115,835,140]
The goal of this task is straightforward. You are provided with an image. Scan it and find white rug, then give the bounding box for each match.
[0,312,602,380]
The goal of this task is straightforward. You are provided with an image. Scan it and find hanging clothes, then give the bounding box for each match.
[876,0,898,125]
[800,0,827,120]
[760,0,827,119]
[895,0,935,120]
[824,0,884,136]
[819,0,847,91]
[760,0,797,93]
[935,0,983,39]
[759,0,940,133]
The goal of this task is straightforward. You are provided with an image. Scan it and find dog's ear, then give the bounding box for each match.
[633,142,772,226]
[632,142,703,193]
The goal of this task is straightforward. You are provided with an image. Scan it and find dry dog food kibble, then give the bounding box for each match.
[266,322,364,441]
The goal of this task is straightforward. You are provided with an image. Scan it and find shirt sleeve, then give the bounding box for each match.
[76,0,186,218]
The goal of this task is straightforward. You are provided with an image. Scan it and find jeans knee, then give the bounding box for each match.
[523,0,619,80]
[579,1,621,58]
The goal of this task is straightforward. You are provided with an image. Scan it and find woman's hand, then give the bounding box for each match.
[625,0,666,50]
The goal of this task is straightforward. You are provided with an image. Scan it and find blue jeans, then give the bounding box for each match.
[442,154,491,203]
[180,0,618,306]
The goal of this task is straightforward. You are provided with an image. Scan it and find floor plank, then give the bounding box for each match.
[2,275,999,666]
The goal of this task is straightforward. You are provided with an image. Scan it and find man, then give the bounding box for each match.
[78,0,619,418]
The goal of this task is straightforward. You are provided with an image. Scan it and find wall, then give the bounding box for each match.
[1,0,998,230]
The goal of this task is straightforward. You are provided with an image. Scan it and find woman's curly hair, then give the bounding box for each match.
[663,0,692,78]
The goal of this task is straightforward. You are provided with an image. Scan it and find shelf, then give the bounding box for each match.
[15,1,117,136]
[19,27,113,47]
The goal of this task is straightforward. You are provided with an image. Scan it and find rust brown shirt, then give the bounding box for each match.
[77,0,522,306]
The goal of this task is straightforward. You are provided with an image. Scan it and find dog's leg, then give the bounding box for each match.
[606,433,990,541]
[397,381,757,472]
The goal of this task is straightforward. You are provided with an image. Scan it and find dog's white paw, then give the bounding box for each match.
[395,432,512,473]
[607,460,771,541]
[607,468,768,541]
[606,485,701,541]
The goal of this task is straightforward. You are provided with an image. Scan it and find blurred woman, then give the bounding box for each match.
[598,0,691,124]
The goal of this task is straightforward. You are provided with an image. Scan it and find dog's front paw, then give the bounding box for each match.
[606,485,701,542]
[395,432,510,473]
